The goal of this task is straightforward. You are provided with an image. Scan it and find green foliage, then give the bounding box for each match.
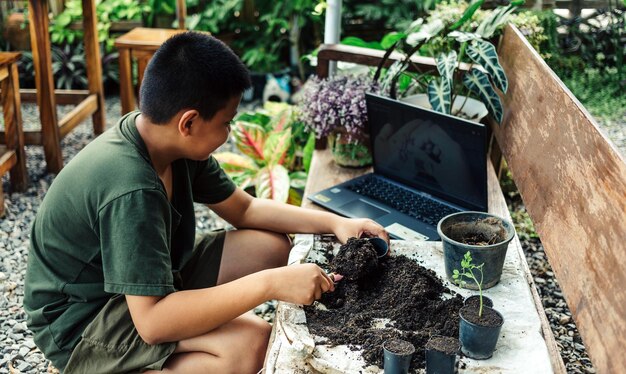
[213,102,312,205]
[51,43,88,90]
[558,67,626,121]
[452,251,486,317]
[50,0,146,52]
[374,0,522,123]
[342,0,440,31]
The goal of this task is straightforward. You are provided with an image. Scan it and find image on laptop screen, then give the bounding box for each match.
[366,93,487,211]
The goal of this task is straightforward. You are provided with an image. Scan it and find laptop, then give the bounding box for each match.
[308,93,488,241]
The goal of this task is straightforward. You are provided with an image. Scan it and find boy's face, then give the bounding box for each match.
[187,95,240,160]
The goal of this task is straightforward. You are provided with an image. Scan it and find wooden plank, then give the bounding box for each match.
[118,48,134,115]
[58,94,98,138]
[486,159,566,373]
[0,67,8,82]
[5,62,28,191]
[301,149,372,210]
[0,146,17,175]
[28,0,63,173]
[114,28,185,49]
[82,0,105,135]
[494,24,626,374]
[316,44,472,79]
[20,89,89,105]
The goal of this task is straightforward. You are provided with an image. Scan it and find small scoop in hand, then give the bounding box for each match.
[367,237,389,258]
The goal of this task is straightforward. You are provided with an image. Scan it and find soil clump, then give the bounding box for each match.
[304,237,463,371]
[460,305,503,326]
[448,217,507,245]
[425,335,460,355]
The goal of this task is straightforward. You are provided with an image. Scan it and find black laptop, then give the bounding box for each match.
[308,93,488,241]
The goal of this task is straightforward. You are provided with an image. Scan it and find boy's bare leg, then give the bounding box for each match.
[145,230,289,373]
[147,312,271,373]
[217,229,292,284]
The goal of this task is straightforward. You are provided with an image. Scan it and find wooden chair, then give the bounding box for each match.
[15,0,106,174]
[297,24,626,373]
[115,0,187,115]
[0,52,28,217]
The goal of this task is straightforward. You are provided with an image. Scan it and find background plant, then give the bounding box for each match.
[373,0,524,123]
[297,74,381,140]
[453,251,486,317]
[214,102,313,205]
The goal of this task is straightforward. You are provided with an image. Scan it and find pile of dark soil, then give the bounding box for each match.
[304,238,463,370]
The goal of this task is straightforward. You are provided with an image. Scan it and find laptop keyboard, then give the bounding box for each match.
[346,175,461,226]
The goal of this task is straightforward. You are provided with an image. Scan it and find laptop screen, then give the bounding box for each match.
[366,93,487,211]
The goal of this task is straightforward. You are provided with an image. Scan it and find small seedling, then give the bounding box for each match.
[453,251,486,317]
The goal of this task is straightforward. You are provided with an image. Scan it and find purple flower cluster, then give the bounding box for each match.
[298,75,380,140]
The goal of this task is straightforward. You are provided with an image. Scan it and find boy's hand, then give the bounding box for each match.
[267,264,337,305]
[333,217,389,246]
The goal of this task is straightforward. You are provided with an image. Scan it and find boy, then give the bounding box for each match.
[24,32,387,373]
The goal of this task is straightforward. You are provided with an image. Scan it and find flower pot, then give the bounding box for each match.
[464,295,493,309]
[400,94,488,123]
[383,339,415,374]
[328,129,372,168]
[425,335,460,374]
[437,211,515,290]
[459,305,504,359]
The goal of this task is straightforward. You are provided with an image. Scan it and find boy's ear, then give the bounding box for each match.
[178,110,199,136]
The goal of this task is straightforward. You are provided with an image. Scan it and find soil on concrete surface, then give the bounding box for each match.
[304,237,464,371]
[425,335,460,355]
[460,304,504,327]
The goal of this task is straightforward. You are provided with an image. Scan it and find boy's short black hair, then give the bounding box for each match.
[139,32,251,124]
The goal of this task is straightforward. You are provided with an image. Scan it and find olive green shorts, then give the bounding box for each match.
[63,231,226,374]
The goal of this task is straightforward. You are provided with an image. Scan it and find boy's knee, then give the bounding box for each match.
[228,317,271,373]
[265,232,292,267]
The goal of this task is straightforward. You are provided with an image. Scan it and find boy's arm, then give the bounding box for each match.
[209,188,389,244]
[126,263,334,345]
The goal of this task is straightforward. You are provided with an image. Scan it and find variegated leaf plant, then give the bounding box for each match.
[214,102,309,205]
[375,0,524,124]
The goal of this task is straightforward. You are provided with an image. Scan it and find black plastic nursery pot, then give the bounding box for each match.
[425,335,460,374]
[459,305,504,359]
[437,211,515,290]
[383,339,415,374]
[464,295,493,309]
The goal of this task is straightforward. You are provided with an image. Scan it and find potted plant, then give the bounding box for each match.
[297,74,382,167]
[373,0,524,124]
[214,102,313,205]
[438,211,515,289]
[453,251,504,359]
[425,335,460,374]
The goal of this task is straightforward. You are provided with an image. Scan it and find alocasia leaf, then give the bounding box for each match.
[436,51,457,82]
[232,121,266,162]
[467,39,508,93]
[256,164,290,202]
[427,77,452,114]
[463,68,504,123]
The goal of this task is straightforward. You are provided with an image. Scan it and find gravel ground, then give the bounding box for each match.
[1,95,622,372]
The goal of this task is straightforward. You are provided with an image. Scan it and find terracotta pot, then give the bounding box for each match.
[327,129,372,168]
[4,12,31,51]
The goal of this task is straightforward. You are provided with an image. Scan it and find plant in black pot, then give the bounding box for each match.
[438,211,515,289]
[453,251,504,359]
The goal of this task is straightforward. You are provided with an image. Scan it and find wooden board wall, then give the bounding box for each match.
[494,24,626,373]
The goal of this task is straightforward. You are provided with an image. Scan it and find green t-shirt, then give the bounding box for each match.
[23,111,236,370]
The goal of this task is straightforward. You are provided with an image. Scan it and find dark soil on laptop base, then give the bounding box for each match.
[304,238,464,371]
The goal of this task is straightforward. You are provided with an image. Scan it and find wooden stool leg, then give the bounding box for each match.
[2,63,28,191]
[82,0,105,135]
[0,186,5,218]
[118,48,134,115]
[28,0,63,173]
